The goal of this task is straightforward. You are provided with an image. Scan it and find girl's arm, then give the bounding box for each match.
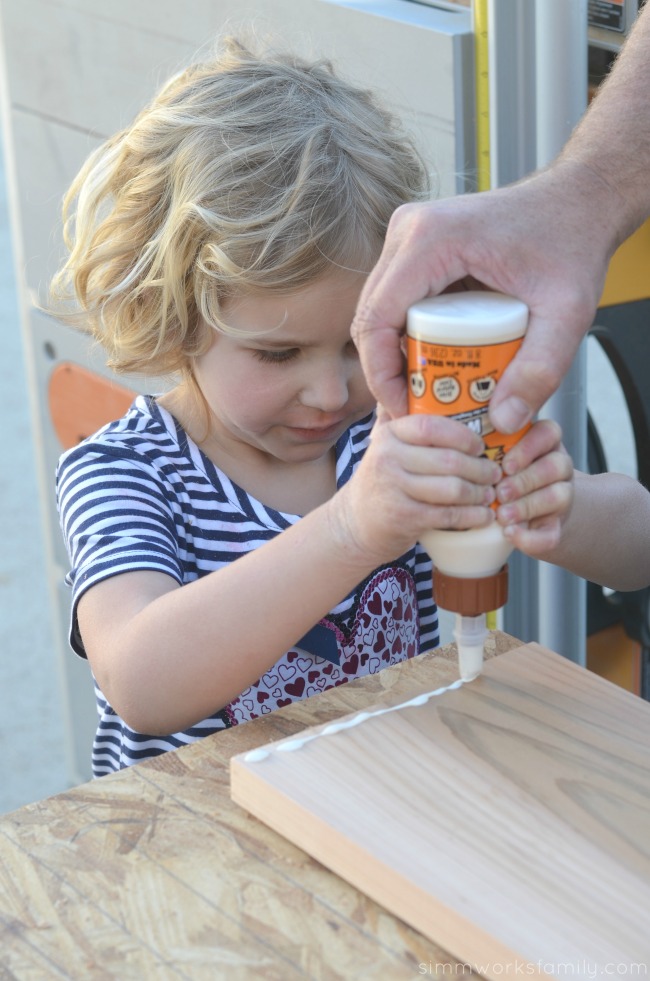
[77,413,500,736]
[496,422,650,591]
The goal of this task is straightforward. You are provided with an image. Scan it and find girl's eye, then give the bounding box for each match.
[252,348,300,365]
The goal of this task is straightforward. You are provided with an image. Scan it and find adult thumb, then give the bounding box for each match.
[489,317,586,433]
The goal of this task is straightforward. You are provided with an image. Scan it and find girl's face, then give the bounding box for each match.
[192,271,375,465]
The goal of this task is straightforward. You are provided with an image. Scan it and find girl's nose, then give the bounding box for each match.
[300,360,350,412]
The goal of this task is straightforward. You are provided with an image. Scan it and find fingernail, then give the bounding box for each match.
[491,397,532,435]
[497,483,513,503]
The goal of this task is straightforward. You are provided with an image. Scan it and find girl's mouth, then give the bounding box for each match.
[286,420,347,442]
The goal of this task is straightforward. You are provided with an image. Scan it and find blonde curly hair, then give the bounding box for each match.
[50,37,430,378]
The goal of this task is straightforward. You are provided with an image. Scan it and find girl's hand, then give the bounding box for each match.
[330,407,502,567]
[495,419,574,556]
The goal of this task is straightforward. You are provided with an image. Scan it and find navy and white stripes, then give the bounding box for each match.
[56,395,438,776]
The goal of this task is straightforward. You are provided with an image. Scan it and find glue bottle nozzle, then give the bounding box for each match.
[453,613,487,682]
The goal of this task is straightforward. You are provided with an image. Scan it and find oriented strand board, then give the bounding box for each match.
[231,644,650,978]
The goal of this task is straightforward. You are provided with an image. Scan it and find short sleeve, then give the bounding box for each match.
[56,441,183,656]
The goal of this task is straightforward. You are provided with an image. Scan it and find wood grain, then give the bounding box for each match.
[0,634,520,979]
[231,643,650,979]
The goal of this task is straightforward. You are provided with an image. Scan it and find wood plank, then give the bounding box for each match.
[3,642,525,977]
[231,644,650,978]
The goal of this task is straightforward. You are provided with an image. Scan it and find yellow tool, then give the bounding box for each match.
[473,0,490,192]
[472,1,497,631]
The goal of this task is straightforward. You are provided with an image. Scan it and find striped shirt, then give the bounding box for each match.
[56,395,438,776]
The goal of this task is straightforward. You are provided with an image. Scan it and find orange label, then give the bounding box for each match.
[407,335,529,466]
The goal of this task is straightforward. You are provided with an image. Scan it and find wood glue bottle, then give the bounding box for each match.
[406,291,529,681]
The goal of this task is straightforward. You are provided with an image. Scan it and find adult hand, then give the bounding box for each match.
[351,160,622,432]
[351,2,650,428]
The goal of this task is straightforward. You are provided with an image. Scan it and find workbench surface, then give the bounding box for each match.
[0,632,521,979]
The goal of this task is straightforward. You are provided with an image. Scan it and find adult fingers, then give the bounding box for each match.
[352,203,469,418]
[488,307,592,434]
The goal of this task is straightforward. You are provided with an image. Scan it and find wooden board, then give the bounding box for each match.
[231,644,650,978]
[0,634,518,979]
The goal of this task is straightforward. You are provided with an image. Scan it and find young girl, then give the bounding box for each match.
[51,38,645,778]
